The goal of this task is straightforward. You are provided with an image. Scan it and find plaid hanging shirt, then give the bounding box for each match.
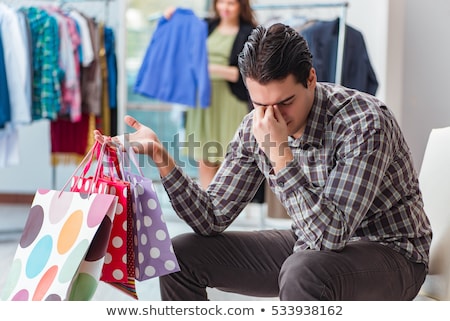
[21,6,61,121]
[162,82,432,266]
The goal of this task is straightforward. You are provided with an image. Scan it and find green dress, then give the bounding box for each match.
[184,29,248,164]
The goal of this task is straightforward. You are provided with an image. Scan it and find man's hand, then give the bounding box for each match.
[94,115,176,177]
[252,105,293,173]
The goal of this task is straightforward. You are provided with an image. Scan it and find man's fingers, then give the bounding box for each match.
[264,105,275,119]
[253,106,266,120]
[93,130,106,144]
[124,115,141,131]
[272,105,285,124]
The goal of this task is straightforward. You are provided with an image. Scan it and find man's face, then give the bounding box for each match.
[246,70,316,139]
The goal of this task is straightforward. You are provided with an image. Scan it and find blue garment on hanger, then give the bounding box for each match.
[302,18,379,96]
[134,8,211,108]
[105,26,117,109]
[0,31,11,129]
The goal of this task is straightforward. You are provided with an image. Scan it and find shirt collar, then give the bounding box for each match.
[290,83,328,149]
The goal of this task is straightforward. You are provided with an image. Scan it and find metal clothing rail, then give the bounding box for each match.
[59,0,114,22]
[58,0,112,2]
[9,0,115,22]
[252,2,349,85]
[9,0,113,3]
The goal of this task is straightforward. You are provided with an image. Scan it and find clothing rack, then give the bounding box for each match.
[9,0,121,189]
[252,2,349,85]
[11,0,117,189]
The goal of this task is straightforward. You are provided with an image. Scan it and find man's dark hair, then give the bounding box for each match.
[238,23,313,87]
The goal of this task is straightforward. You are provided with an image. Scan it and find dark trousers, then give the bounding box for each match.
[159,230,426,300]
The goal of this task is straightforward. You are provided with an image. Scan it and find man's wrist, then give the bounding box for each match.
[153,148,176,177]
[272,146,293,173]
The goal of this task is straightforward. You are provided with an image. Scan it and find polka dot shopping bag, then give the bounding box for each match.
[116,138,180,281]
[1,144,118,301]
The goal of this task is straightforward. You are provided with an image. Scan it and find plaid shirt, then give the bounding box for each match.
[162,82,432,265]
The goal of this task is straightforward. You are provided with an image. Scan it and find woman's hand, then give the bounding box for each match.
[208,64,240,83]
[163,6,177,19]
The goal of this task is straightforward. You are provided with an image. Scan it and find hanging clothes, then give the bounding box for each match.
[68,9,94,67]
[0,3,32,125]
[45,5,82,122]
[0,31,10,129]
[50,10,110,165]
[105,25,117,135]
[0,3,118,168]
[79,11,102,116]
[50,113,90,165]
[16,9,33,117]
[134,8,211,108]
[302,18,379,96]
[98,22,111,136]
[21,6,62,120]
[0,3,32,168]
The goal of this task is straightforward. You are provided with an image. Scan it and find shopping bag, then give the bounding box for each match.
[117,142,180,281]
[70,142,137,299]
[98,174,136,299]
[1,145,118,301]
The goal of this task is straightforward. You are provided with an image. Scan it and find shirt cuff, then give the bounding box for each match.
[160,165,189,195]
[273,159,308,195]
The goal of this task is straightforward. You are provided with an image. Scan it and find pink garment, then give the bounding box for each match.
[45,6,82,122]
[61,11,82,122]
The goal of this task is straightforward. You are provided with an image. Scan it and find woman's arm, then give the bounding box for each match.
[209,64,240,83]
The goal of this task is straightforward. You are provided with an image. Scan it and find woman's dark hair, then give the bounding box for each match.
[211,0,258,27]
[238,23,313,87]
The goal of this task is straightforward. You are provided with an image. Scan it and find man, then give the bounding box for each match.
[95,23,432,300]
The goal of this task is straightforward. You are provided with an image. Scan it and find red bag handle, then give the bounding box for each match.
[60,141,107,197]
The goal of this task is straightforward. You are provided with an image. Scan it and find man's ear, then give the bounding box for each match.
[308,68,317,88]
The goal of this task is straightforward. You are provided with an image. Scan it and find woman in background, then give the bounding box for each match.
[168,0,257,189]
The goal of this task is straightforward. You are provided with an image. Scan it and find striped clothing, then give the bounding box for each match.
[162,82,432,266]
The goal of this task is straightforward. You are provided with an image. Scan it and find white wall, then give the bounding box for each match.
[0,121,54,192]
[401,0,450,171]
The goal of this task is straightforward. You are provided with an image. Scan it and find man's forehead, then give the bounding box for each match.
[246,76,298,105]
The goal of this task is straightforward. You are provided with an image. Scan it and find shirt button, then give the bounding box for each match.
[278,181,285,187]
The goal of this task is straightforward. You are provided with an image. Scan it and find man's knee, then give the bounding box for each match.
[171,233,203,261]
[172,233,197,250]
[279,250,334,300]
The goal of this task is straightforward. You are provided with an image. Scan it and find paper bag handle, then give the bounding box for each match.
[60,141,107,197]
[116,134,145,177]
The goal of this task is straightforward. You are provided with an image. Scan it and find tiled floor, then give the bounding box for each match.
[0,183,289,301]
